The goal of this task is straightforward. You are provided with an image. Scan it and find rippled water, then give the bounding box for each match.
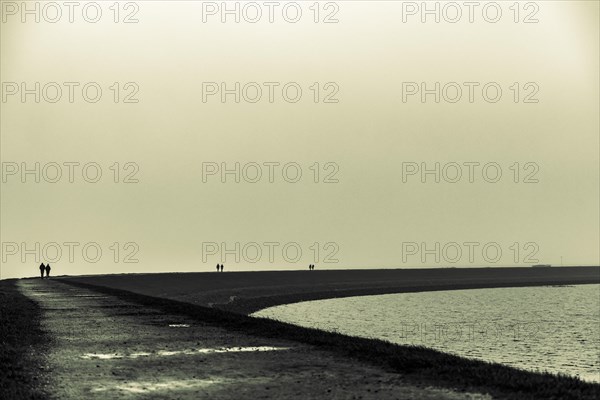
[254,284,600,382]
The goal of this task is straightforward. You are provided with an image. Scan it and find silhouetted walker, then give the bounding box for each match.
[220,264,224,272]
[39,263,46,279]
[216,263,220,272]
[45,263,51,278]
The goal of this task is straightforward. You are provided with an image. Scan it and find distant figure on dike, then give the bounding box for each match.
[220,264,224,272]
[216,263,220,272]
[45,263,51,278]
[39,263,46,278]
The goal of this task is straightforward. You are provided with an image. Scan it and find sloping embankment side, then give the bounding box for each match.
[63,266,600,314]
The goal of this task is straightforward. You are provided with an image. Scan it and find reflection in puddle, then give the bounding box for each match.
[82,353,123,360]
[130,352,152,357]
[196,346,288,354]
[168,324,190,328]
[82,346,290,360]
[92,378,224,393]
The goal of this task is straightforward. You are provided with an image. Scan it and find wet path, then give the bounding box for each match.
[18,279,491,400]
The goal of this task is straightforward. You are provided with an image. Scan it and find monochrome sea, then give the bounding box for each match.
[254,284,600,382]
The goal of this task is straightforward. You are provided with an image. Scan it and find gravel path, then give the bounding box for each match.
[18,279,491,400]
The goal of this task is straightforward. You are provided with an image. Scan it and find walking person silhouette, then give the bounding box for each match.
[39,263,45,279]
[45,263,51,278]
[220,264,224,272]
[216,263,220,272]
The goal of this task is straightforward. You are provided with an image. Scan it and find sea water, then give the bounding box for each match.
[254,284,600,382]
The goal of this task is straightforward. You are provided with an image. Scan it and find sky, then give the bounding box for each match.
[1,1,599,279]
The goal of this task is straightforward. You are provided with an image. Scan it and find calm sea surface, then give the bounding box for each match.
[253,284,600,382]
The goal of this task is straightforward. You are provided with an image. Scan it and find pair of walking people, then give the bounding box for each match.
[216,264,224,272]
[39,263,51,278]
[309,264,316,270]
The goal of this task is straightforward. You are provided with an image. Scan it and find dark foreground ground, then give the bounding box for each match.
[2,267,599,399]
[0,281,49,399]
[64,266,600,314]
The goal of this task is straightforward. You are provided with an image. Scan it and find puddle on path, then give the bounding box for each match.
[81,346,291,360]
[91,378,227,394]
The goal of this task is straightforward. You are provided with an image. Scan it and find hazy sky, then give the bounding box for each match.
[1,1,598,278]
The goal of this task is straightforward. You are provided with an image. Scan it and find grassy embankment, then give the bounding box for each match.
[0,280,48,399]
[62,278,600,400]
[64,267,600,314]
